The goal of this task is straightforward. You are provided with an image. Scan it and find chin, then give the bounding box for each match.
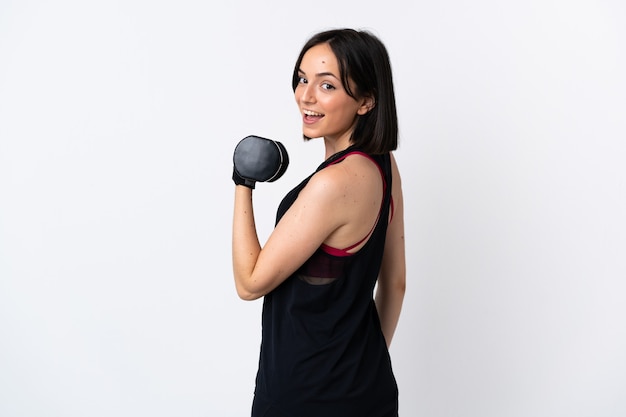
[302,127,321,141]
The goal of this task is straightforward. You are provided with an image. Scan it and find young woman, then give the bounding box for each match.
[232,28,406,417]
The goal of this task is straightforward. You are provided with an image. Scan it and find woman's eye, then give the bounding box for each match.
[298,76,307,84]
[321,82,335,91]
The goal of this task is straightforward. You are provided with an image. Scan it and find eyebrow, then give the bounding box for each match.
[298,69,340,80]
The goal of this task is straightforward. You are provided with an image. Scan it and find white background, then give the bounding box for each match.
[1,0,625,416]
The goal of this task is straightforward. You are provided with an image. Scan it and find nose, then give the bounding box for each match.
[299,83,316,104]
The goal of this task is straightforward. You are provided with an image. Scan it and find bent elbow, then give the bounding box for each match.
[237,289,262,301]
[235,281,264,301]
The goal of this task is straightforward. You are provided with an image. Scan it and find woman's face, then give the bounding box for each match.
[294,43,370,144]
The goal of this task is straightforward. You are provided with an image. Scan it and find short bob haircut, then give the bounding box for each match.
[292,28,398,155]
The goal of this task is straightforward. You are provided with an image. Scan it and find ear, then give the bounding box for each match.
[357,96,375,115]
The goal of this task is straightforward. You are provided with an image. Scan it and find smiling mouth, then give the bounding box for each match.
[303,109,324,123]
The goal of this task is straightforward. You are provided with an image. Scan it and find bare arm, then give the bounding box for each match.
[232,167,353,300]
[231,186,262,299]
[375,153,406,347]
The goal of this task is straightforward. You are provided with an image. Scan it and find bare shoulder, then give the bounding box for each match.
[300,163,350,203]
[390,152,402,184]
[310,153,382,197]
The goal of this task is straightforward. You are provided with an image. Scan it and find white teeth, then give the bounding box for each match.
[304,110,323,117]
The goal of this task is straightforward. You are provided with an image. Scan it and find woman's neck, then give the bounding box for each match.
[323,136,353,160]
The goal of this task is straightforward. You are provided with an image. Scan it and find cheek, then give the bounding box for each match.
[317,94,336,110]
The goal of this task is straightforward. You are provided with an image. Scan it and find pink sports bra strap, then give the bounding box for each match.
[320,151,390,257]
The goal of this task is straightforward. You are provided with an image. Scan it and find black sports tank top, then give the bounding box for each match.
[252,147,398,417]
